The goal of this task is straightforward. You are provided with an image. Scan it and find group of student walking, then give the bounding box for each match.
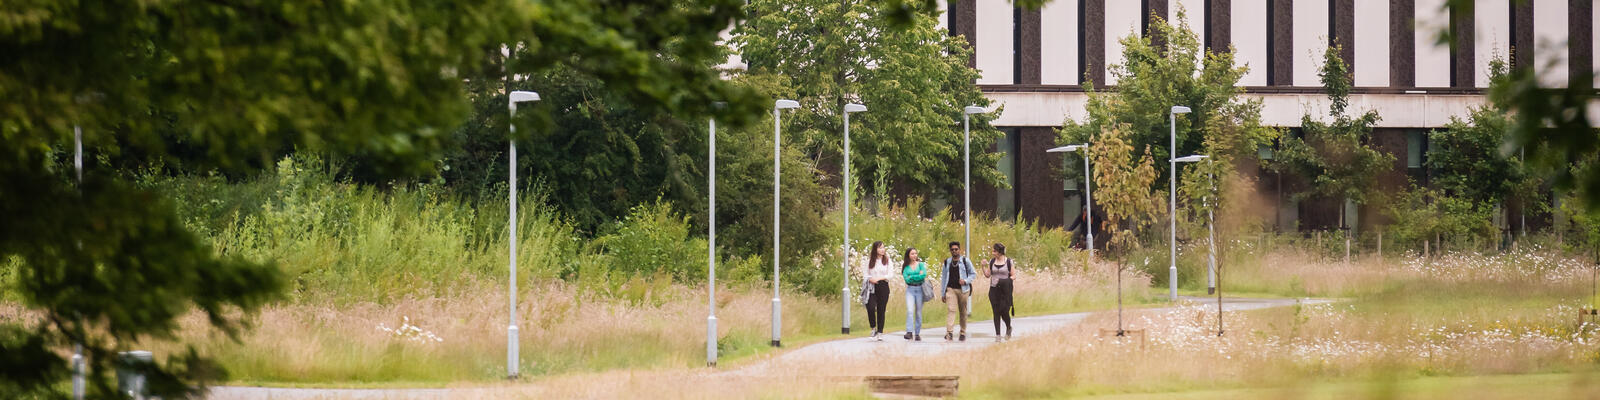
[860,240,1017,342]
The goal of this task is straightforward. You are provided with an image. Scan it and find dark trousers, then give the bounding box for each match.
[866,281,890,333]
[989,279,1014,334]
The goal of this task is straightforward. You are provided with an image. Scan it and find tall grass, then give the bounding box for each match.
[102,156,1149,383]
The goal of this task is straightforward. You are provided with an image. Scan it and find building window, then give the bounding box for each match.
[1013,6,1022,84]
[997,129,1018,222]
[1407,129,1430,185]
[1406,130,1426,168]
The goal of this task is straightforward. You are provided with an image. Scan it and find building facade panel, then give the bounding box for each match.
[1040,0,1080,85]
[1105,0,1144,84]
[1416,0,1453,87]
[941,1,1600,230]
[1355,0,1392,86]
[1476,0,1511,87]
[1171,0,1207,35]
[975,0,1015,84]
[1292,0,1329,86]
[1533,0,1569,87]
[1233,0,1269,85]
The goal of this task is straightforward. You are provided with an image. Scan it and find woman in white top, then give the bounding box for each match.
[862,241,895,340]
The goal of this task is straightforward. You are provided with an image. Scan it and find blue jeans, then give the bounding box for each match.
[904,284,924,335]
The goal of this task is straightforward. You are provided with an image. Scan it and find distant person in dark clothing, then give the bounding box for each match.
[1066,208,1100,249]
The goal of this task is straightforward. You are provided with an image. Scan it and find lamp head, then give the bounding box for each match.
[510,91,540,104]
[1046,144,1087,153]
[1170,105,1192,114]
[963,106,987,114]
[509,91,540,111]
[775,99,800,109]
[1174,154,1209,163]
[844,103,867,113]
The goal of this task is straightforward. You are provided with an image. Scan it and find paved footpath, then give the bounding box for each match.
[207,296,1328,399]
[722,296,1326,377]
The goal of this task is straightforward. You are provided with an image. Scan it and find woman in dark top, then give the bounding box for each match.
[983,243,1016,341]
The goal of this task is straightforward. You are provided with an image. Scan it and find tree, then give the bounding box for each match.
[1269,45,1393,231]
[1060,10,1275,248]
[730,0,1002,200]
[1427,0,1600,214]
[1092,124,1163,257]
[1386,185,1496,249]
[1060,11,1275,194]
[0,0,761,397]
[704,74,835,289]
[1088,123,1160,333]
[441,65,711,233]
[1427,57,1545,230]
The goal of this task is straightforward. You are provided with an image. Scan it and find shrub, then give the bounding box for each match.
[594,200,707,285]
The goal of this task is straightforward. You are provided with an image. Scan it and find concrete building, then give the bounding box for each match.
[939,0,1599,233]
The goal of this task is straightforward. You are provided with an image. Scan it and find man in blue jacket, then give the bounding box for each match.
[941,241,976,342]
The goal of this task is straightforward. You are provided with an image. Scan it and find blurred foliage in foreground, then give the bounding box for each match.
[0,0,762,397]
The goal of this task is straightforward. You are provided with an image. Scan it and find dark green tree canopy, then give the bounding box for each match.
[730,0,1001,197]
[0,0,763,397]
[1428,58,1542,210]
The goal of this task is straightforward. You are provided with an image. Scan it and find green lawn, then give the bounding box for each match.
[1058,373,1600,400]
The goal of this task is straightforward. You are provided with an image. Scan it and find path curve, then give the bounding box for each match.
[207,296,1329,399]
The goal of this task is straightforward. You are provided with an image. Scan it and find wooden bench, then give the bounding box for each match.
[1098,328,1146,350]
[864,375,959,398]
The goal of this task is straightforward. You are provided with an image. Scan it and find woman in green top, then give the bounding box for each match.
[901,247,928,341]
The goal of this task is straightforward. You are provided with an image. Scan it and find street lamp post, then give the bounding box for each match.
[961,106,986,254]
[1171,153,1207,301]
[1168,105,1192,301]
[506,91,540,379]
[772,99,800,347]
[1047,144,1094,261]
[840,103,867,335]
[961,106,987,319]
[707,112,719,367]
[72,125,85,400]
[1206,171,1217,295]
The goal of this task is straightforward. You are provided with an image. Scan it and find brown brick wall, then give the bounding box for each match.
[1572,0,1593,89]
[1450,2,1474,88]
[1020,7,1043,85]
[1207,0,1231,54]
[1017,127,1066,227]
[1332,0,1355,69]
[1084,0,1107,85]
[1269,0,1294,85]
[1391,0,1416,86]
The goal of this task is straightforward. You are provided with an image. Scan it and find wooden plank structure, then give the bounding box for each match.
[864,375,959,398]
[1098,328,1146,350]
